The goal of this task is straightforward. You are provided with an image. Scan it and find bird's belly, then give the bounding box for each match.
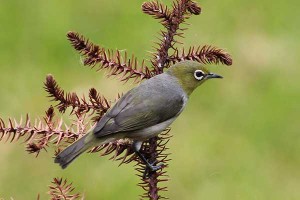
[126,117,176,141]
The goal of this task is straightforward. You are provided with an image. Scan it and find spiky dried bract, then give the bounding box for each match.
[142,0,200,27]
[44,75,111,116]
[0,114,89,156]
[170,45,233,66]
[89,138,137,165]
[148,0,202,72]
[142,1,171,26]
[67,31,102,66]
[45,106,55,123]
[186,1,201,15]
[44,74,69,113]
[67,31,152,82]
[48,178,83,200]
[89,88,112,121]
[0,111,136,161]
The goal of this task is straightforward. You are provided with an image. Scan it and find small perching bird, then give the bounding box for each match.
[55,60,223,172]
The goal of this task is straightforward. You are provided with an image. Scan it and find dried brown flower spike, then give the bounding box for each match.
[67,32,153,82]
[48,178,83,200]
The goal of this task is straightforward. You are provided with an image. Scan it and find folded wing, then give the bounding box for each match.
[93,86,184,137]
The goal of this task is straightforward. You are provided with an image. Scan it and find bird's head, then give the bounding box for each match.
[166,60,223,95]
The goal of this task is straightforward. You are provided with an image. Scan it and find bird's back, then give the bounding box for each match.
[93,73,188,139]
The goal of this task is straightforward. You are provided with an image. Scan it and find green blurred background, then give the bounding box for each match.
[0,0,299,199]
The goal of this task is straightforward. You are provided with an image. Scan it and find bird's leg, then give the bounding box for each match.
[132,141,163,178]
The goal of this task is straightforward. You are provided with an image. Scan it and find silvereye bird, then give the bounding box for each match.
[55,60,223,171]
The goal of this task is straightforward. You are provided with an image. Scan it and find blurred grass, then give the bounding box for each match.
[0,0,299,199]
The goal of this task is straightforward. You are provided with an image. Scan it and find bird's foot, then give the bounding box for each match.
[142,162,165,179]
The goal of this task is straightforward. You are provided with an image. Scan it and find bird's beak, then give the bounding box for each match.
[207,73,223,79]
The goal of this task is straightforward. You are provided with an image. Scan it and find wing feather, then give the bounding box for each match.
[92,74,185,138]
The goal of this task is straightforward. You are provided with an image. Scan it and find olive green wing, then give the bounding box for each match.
[92,88,184,137]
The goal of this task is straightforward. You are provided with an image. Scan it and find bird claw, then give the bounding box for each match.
[142,163,165,179]
[150,163,164,171]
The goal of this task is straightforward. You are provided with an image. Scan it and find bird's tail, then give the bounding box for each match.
[54,132,97,169]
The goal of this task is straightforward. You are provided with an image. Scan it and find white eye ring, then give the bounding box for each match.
[194,70,205,80]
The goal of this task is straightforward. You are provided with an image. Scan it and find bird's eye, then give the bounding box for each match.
[194,70,205,80]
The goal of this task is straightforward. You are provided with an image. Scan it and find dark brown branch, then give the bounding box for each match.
[44,75,111,116]
[44,74,70,113]
[89,138,136,165]
[142,0,201,28]
[0,113,90,155]
[169,45,233,66]
[88,88,113,122]
[67,31,153,82]
[186,1,201,15]
[48,178,82,200]
[0,113,137,164]
[137,129,171,200]
[142,1,171,26]
[146,0,202,73]
[139,2,202,199]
